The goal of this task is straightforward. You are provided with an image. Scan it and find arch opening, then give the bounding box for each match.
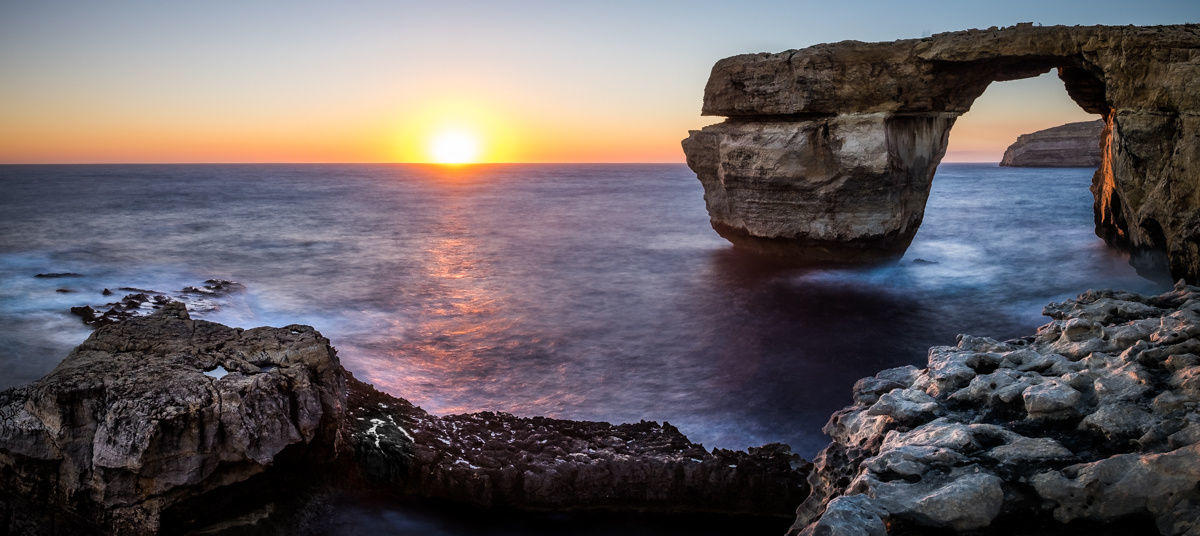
[942,72,1100,164]
[929,69,1172,284]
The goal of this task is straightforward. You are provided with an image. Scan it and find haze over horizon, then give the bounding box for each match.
[2,0,1197,164]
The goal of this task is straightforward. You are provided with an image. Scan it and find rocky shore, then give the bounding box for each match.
[999,120,1104,167]
[3,283,1199,534]
[0,303,807,535]
[792,282,1200,535]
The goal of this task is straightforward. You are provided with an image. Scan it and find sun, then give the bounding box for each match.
[429,128,481,164]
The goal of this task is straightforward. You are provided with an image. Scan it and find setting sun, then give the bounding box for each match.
[429,129,481,164]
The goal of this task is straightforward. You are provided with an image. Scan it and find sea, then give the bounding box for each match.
[0,163,1165,533]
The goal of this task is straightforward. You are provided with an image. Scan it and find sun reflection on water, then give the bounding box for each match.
[356,172,581,417]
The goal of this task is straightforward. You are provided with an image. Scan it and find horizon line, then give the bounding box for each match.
[0,160,1006,166]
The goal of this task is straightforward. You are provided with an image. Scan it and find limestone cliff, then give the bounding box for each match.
[682,24,1200,282]
[1000,120,1104,167]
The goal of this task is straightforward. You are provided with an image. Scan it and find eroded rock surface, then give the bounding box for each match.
[345,377,809,517]
[791,282,1200,535]
[1000,120,1104,167]
[682,24,1200,282]
[0,303,346,535]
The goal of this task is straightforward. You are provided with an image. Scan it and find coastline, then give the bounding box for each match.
[3,282,1199,534]
[0,302,808,535]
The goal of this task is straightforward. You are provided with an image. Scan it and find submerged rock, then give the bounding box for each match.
[69,292,172,327]
[66,279,245,327]
[791,282,1200,535]
[999,120,1104,167]
[682,24,1200,282]
[181,279,245,296]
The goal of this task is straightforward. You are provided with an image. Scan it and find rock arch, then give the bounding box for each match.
[682,24,1200,282]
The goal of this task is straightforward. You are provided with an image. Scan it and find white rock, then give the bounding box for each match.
[1023,379,1083,417]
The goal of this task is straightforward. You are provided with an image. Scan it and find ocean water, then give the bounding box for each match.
[0,163,1164,459]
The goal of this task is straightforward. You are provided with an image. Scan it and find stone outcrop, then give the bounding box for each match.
[1000,120,1104,167]
[682,24,1200,282]
[0,305,809,535]
[0,303,346,535]
[791,282,1200,535]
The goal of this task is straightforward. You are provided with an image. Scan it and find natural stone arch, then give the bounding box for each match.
[682,24,1200,282]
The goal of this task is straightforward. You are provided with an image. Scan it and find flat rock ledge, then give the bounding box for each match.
[792,282,1200,536]
[344,377,807,516]
[0,306,808,535]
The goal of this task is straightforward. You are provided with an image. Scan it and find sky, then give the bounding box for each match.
[1,0,1197,164]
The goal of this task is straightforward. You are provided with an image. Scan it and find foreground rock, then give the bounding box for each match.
[682,24,1200,282]
[0,306,808,534]
[345,378,808,516]
[792,282,1200,535]
[0,303,345,534]
[1000,120,1104,167]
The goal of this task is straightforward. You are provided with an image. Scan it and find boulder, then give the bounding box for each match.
[0,303,346,535]
[798,495,887,536]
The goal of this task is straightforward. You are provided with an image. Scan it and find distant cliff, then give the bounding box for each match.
[999,120,1103,167]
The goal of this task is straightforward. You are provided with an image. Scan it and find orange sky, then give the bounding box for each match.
[0,2,1173,164]
[0,71,1093,164]
[0,94,707,164]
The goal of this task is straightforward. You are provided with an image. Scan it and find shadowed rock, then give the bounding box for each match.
[344,377,809,517]
[682,24,1200,282]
